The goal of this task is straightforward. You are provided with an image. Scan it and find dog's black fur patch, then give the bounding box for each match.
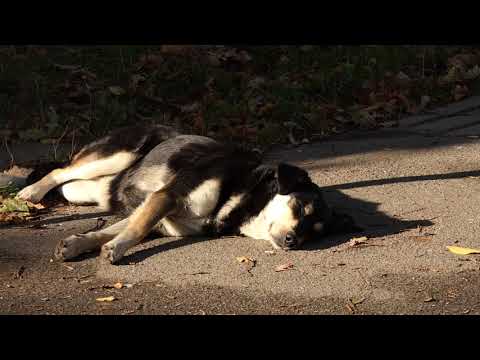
[74,124,179,161]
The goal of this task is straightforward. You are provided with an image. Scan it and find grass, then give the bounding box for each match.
[1,45,480,157]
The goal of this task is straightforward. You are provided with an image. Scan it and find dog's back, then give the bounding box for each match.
[109,135,261,226]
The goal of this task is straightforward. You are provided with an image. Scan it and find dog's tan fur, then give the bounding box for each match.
[100,190,178,263]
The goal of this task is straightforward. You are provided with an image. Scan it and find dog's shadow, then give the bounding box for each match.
[116,188,434,264]
[302,189,433,251]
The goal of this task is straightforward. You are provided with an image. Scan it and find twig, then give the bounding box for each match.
[178,271,210,276]
[52,124,69,161]
[3,137,14,169]
[69,128,77,161]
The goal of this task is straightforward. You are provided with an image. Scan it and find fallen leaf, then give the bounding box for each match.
[236,256,255,264]
[113,282,123,289]
[349,236,368,247]
[0,212,29,225]
[275,262,294,272]
[424,296,436,303]
[447,246,480,255]
[26,201,46,210]
[96,296,117,302]
[350,297,366,305]
[108,86,126,96]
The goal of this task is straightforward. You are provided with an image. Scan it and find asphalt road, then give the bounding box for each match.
[2,97,480,315]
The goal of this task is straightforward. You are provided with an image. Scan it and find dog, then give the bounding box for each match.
[17,125,359,264]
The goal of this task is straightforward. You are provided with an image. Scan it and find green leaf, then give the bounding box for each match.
[0,198,30,213]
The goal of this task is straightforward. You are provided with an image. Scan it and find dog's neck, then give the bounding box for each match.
[208,165,279,235]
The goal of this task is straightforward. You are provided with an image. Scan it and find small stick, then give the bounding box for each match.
[3,137,14,169]
[52,125,69,161]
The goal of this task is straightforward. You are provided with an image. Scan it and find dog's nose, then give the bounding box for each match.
[285,232,297,247]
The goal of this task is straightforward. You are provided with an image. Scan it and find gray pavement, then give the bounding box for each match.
[2,97,480,314]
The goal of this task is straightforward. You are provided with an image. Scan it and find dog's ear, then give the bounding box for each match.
[276,163,310,195]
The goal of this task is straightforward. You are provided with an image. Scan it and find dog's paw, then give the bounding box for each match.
[100,242,125,264]
[54,234,85,261]
[17,184,45,203]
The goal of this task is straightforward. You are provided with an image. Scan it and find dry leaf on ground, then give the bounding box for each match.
[275,262,294,272]
[349,236,368,247]
[447,246,480,255]
[96,296,117,302]
[113,282,123,289]
[350,297,366,305]
[236,256,255,264]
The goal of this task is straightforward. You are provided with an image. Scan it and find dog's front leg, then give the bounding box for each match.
[100,190,178,264]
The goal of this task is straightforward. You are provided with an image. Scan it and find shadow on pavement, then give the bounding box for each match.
[324,169,480,191]
[15,166,477,263]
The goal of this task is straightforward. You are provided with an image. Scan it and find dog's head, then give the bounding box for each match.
[260,163,360,250]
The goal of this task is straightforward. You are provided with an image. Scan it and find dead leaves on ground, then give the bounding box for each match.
[0,195,47,226]
[236,256,297,274]
[5,46,480,146]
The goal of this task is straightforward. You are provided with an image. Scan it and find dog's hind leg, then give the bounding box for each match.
[54,218,129,261]
[17,151,137,203]
[101,190,178,264]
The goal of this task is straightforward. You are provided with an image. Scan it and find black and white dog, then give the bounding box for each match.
[18,125,359,264]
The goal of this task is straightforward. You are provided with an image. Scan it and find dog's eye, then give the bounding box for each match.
[304,203,314,216]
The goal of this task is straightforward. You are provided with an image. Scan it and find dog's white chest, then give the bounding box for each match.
[155,178,221,236]
[185,178,221,217]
